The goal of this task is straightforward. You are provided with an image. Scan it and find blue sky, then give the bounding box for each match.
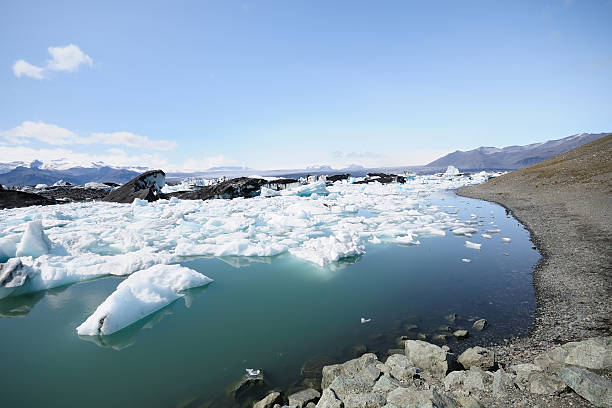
[1,0,611,171]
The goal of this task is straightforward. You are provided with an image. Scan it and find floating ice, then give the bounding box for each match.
[461,258,471,263]
[15,221,52,258]
[482,234,492,239]
[486,229,501,234]
[76,264,212,336]
[444,166,460,176]
[289,231,365,266]
[502,237,511,243]
[0,259,31,298]
[452,227,477,236]
[465,241,482,250]
[0,172,499,299]
[246,369,261,376]
[360,317,372,323]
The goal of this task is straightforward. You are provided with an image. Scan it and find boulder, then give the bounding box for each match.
[386,388,460,408]
[491,370,516,396]
[509,363,567,395]
[385,354,418,383]
[254,391,284,408]
[444,367,492,392]
[315,388,343,408]
[404,340,457,379]
[372,374,402,394]
[103,170,165,203]
[321,353,379,389]
[326,366,381,402]
[472,319,487,331]
[343,392,386,407]
[535,337,612,374]
[457,347,495,371]
[288,389,320,408]
[560,366,612,407]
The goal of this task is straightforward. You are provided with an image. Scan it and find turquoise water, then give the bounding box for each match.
[0,193,538,407]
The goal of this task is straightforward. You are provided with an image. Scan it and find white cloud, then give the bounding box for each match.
[12,60,45,80]
[46,44,93,72]
[87,131,177,151]
[0,121,82,145]
[12,44,93,79]
[178,154,239,172]
[1,121,176,151]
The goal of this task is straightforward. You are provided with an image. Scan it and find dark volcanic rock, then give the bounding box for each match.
[264,178,299,190]
[102,170,165,203]
[171,177,266,201]
[327,174,351,183]
[38,186,109,202]
[0,189,56,209]
[353,173,406,184]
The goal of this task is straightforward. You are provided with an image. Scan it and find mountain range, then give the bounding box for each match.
[427,132,609,170]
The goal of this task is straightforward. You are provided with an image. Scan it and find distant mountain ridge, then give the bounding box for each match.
[0,166,140,186]
[427,133,610,170]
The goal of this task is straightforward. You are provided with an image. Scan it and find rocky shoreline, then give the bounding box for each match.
[243,137,612,407]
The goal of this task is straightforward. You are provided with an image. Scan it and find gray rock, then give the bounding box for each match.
[327,367,381,402]
[255,392,284,408]
[560,366,612,407]
[344,392,386,408]
[444,371,467,391]
[306,403,316,408]
[454,396,483,408]
[452,330,468,339]
[372,374,402,394]
[229,371,266,402]
[404,340,456,379]
[444,367,492,392]
[445,313,458,323]
[457,347,494,371]
[386,388,460,408]
[492,370,516,396]
[103,170,165,203]
[315,388,343,408]
[288,389,321,408]
[322,353,380,389]
[385,354,418,383]
[509,363,567,395]
[535,337,612,374]
[472,319,487,331]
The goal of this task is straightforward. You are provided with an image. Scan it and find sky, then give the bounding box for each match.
[1,0,611,171]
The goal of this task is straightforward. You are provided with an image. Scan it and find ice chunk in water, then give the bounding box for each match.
[0,259,32,299]
[465,241,482,250]
[289,231,365,266]
[452,227,477,236]
[360,317,372,323]
[246,369,261,376]
[481,234,492,239]
[461,258,471,263]
[15,221,52,258]
[76,264,212,336]
[502,237,511,243]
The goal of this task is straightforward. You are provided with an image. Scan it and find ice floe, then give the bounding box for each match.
[1,172,497,300]
[76,264,212,336]
[465,241,482,250]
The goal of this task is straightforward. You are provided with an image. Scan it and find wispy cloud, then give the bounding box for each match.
[12,44,93,79]
[1,121,176,151]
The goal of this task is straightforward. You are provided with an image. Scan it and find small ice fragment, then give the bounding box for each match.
[470,214,477,219]
[502,237,511,243]
[15,220,52,258]
[464,233,472,238]
[461,258,471,263]
[465,241,482,250]
[444,166,460,176]
[486,229,501,234]
[452,227,477,236]
[360,317,372,324]
[246,368,261,376]
[369,236,381,244]
[482,234,492,239]
[503,252,510,256]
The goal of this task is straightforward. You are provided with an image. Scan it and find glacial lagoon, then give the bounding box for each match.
[0,186,538,407]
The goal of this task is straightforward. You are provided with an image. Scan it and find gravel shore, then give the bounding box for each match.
[457,135,611,370]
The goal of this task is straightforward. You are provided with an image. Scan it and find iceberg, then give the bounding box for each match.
[502,237,511,243]
[289,231,365,266]
[76,264,212,336]
[444,166,460,176]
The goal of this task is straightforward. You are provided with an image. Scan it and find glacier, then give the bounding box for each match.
[76,264,213,335]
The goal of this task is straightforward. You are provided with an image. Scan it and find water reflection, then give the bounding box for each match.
[0,291,45,317]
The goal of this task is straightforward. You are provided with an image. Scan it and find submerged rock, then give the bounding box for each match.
[103,170,165,203]
[472,319,487,331]
[288,388,320,407]
[229,370,267,403]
